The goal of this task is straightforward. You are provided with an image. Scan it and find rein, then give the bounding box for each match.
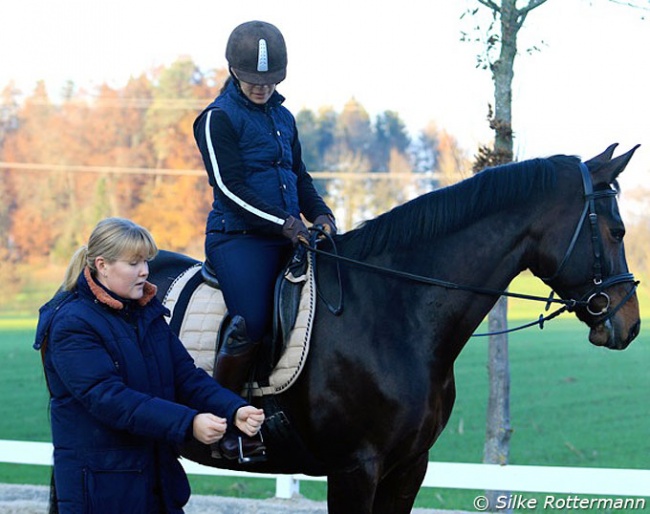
[305,162,639,336]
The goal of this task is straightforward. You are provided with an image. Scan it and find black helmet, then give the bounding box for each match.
[225,21,287,85]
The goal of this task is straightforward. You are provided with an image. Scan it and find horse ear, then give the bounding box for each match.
[591,144,641,184]
[584,143,619,167]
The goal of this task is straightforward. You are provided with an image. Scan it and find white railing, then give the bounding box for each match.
[1,440,648,499]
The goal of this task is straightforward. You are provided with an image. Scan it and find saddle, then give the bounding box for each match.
[163,247,316,397]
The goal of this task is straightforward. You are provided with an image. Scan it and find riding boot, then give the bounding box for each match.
[213,315,267,463]
[214,315,259,394]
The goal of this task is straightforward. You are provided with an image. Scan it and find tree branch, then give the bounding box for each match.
[477,0,500,12]
[515,0,549,31]
[518,0,550,17]
[608,0,650,10]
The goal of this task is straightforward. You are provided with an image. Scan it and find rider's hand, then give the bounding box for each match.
[192,413,227,445]
[234,406,265,437]
[312,214,337,237]
[282,216,309,245]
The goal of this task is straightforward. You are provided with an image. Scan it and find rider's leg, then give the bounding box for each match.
[205,232,291,341]
[213,315,267,462]
[205,233,291,462]
[213,315,259,395]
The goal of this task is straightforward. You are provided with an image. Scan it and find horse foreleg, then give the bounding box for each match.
[327,459,380,514]
[372,451,429,514]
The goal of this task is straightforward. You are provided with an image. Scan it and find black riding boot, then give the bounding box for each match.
[213,315,266,463]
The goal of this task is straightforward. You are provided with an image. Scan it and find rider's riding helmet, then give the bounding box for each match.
[226,21,287,85]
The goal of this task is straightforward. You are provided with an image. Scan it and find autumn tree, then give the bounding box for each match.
[0,81,20,283]
[0,59,473,299]
[371,149,417,213]
[437,130,470,187]
[3,82,67,260]
[327,150,373,231]
[107,74,157,215]
[295,109,321,170]
[338,98,373,162]
[314,107,338,171]
[0,81,20,147]
[145,58,200,169]
[131,175,209,257]
[370,110,411,172]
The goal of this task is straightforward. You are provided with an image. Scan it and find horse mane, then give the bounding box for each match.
[343,156,575,257]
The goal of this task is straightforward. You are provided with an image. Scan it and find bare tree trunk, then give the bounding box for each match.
[476,0,534,510]
[484,297,512,510]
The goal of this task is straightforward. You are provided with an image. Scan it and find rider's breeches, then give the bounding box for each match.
[205,231,292,341]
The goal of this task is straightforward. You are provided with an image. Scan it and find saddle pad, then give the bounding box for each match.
[162,263,226,375]
[162,253,316,397]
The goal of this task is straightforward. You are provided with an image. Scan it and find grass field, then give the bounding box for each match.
[0,272,648,511]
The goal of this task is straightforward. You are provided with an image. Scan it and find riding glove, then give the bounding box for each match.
[282,216,310,245]
[312,214,337,237]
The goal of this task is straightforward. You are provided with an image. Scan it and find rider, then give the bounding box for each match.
[193,21,336,458]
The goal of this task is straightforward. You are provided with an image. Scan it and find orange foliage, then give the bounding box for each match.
[0,59,224,262]
[11,203,57,259]
[131,176,211,253]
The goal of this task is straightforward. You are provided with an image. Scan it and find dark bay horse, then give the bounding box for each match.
[148,144,640,514]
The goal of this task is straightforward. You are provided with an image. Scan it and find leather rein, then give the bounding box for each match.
[303,162,639,336]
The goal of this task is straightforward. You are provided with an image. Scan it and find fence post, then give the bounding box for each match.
[275,475,300,499]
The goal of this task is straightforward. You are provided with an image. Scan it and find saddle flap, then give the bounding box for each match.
[274,249,309,347]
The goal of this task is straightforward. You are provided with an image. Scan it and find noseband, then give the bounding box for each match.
[540,162,638,323]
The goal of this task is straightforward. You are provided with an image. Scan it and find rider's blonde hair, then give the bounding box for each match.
[61,217,158,291]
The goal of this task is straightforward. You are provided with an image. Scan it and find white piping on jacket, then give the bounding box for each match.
[204,110,285,226]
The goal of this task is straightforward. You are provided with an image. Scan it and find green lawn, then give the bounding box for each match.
[1,291,648,511]
[418,318,650,511]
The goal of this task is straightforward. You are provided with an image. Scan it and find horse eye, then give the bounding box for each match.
[611,228,625,242]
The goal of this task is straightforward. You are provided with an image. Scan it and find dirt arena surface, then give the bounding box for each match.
[0,483,473,513]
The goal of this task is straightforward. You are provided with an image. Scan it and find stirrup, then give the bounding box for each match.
[237,432,267,464]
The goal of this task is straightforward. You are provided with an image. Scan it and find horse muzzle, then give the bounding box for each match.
[580,276,641,350]
[589,317,640,350]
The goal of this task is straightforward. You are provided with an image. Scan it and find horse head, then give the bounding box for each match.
[533,144,641,350]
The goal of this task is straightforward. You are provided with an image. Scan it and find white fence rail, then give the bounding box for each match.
[1,440,648,499]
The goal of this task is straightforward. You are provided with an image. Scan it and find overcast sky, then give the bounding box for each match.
[1,0,649,187]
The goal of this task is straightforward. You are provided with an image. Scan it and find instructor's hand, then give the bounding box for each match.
[234,406,265,437]
[192,413,227,445]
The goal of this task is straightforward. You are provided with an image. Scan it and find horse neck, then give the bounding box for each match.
[397,208,533,294]
[404,207,536,354]
[333,199,542,363]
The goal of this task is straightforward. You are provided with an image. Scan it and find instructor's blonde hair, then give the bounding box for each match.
[62,218,158,291]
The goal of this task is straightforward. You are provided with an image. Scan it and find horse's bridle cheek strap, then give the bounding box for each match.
[543,162,638,318]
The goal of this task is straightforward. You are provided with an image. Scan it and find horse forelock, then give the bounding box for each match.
[343,156,567,257]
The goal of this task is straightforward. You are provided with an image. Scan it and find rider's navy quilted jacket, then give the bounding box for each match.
[193,79,331,234]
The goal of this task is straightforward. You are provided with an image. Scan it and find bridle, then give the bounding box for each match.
[303,161,639,335]
[538,162,638,324]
